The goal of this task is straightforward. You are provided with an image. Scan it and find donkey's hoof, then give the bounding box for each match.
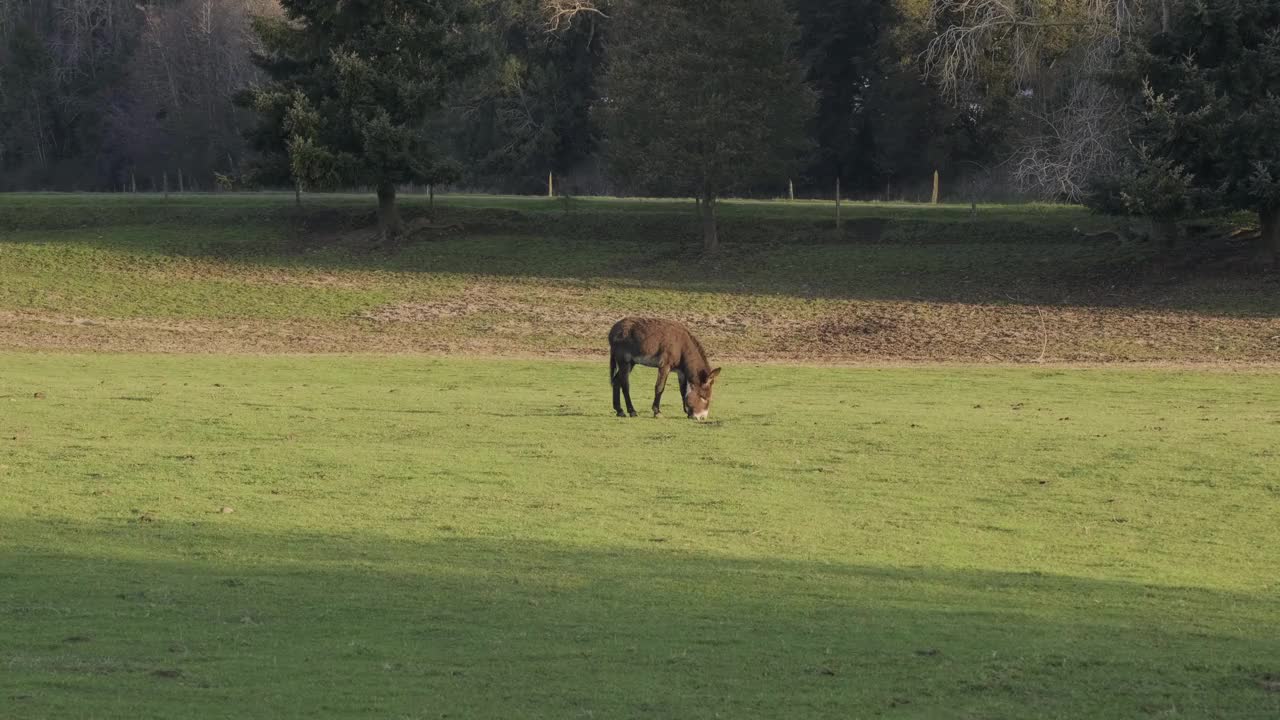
[628,411,639,418]
[653,411,662,418]
[616,411,627,418]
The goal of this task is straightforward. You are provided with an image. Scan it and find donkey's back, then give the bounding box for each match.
[608,317,703,368]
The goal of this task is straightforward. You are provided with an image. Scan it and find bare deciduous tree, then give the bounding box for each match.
[542,0,610,30]
[1009,49,1126,202]
[924,0,1141,99]
[119,0,276,183]
[923,0,1148,201]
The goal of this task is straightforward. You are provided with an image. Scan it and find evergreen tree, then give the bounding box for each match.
[1093,0,1280,264]
[454,0,605,194]
[793,0,886,192]
[240,0,484,238]
[597,0,815,253]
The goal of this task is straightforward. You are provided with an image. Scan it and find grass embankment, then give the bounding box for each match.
[2,193,1276,362]
[3,354,1279,718]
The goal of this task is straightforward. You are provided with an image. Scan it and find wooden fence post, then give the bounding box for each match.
[931,170,940,205]
[836,177,843,230]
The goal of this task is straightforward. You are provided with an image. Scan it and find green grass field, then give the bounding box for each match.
[3,193,1277,361]
[4,354,1279,718]
[2,194,1279,717]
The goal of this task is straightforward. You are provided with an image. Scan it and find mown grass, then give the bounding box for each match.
[1,193,1275,335]
[3,194,1278,716]
[3,353,1279,718]
[0,190,1090,223]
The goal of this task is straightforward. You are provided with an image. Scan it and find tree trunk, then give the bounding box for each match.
[1261,207,1280,269]
[700,190,718,254]
[429,185,435,216]
[377,183,403,240]
[1151,218,1180,250]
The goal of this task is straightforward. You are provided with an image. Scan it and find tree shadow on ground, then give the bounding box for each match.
[6,519,1278,718]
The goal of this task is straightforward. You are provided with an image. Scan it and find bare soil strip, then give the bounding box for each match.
[5,285,1278,365]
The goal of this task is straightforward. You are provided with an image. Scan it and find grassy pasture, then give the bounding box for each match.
[3,354,1280,718]
[2,194,1279,717]
[1,193,1277,361]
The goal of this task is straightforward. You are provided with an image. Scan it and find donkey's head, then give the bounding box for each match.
[685,367,721,421]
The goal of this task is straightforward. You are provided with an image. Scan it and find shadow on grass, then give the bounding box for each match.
[6,518,1278,718]
[2,194,1277,316]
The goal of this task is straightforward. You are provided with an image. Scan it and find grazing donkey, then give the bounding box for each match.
[608,318,721,420]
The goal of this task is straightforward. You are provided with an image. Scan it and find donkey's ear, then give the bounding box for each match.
[707,367,721,383]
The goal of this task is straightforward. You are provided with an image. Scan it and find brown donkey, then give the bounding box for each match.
[609,318,721,420]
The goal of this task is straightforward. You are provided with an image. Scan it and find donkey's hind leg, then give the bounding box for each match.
[620,362,639,417]
[611,352,626,417]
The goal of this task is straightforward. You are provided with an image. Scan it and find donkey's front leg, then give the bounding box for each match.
[653,366,671,417]
[678,373,691,417]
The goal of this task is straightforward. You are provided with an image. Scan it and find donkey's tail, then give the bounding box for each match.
[609,351,619,385]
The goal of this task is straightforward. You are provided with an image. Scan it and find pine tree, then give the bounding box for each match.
[453,0,605,194]
[596,0,815,253]
[1093,0,1280,264]
[240,0,484,239]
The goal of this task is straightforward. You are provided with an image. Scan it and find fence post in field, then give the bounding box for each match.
[429,184,435,215]
[130,171,137,193]
[836,177,843,231]
[931,170,940,205]
[179,169,185,193]
[548,171,554,198]
[163,172,169,199]
[789,179,795,202]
